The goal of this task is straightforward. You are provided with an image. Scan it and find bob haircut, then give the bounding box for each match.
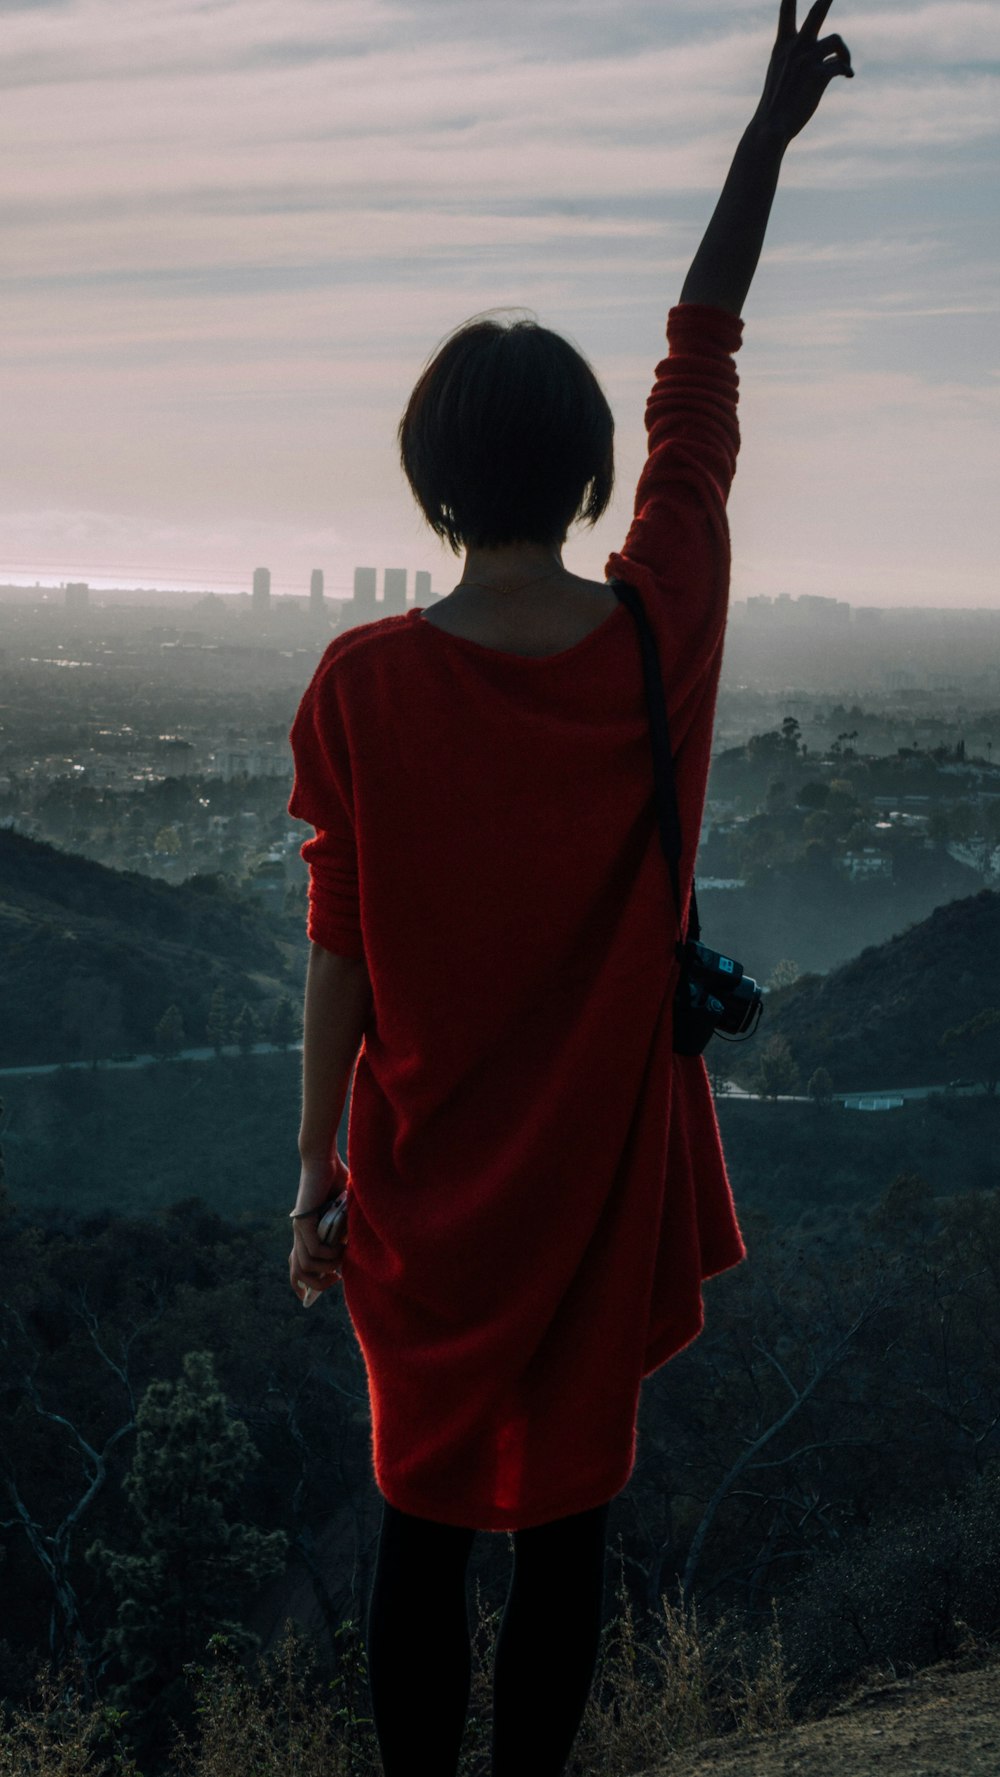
[397,308,615,559]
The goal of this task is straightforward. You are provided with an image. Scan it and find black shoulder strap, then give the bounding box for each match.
[608,576,699,945]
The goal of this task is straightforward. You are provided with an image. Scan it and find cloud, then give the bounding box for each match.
[0,0,997,602]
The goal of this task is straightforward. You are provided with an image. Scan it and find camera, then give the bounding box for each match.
[673,938,763,1057]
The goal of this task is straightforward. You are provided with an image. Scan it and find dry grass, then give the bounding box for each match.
[0,1550,795,1777]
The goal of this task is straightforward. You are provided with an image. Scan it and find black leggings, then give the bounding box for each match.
[365,1496,610,1777]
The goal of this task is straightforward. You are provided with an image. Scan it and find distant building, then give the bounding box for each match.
[215,744,288,781]
[352,566,378,625]
[252,567,271,613]
[309,569,325,615]
[745,596,775,621]
[797,594,850,626]
[840,848,893,880]
[343,567,436,625]
[743,593,848,625]
[383,568,407,618]
[65,581,89,611]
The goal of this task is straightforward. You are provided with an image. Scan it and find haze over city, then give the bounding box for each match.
[1,0,997,607]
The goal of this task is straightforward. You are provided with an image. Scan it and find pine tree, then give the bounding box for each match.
[206,984,229,1055]
[268,995,298,1052]
[808,1066,834,1109]
[232,1002,263,1055]
[85,1351,287,1735]
[154,1003,185,1058]
[754,1034,801,1101]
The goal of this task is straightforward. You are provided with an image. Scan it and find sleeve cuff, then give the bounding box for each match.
[667,303,745,357]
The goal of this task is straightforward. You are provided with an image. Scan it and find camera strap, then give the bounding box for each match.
[608,576,700,948]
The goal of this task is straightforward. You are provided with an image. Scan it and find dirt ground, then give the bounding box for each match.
[638,1646,1000,1777]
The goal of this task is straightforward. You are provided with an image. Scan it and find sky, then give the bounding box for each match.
[1,0,998,608]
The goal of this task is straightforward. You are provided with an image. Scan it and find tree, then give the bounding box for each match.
[205,985,229,1056]
[797,780,830,810]
[232,1002,263,1055]
[940,1009,1000,1094]
[781,715,801,755]
[768,959,802,992]
[154,1004,185,1059]
[746,729,787,765]
[268,996,298,1052]
[86,1351,288,1747]
[868,1170,937,1238]
[807,1066,834,1109]
[60,975,126,1070]
[152,825,181,857]
[754,1034,801,1101]
[705,1049,732,1099]
[0,1283,164,1701]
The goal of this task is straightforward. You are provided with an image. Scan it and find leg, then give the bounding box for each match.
[365,1499,477,1777]
[491,1500,610,1777]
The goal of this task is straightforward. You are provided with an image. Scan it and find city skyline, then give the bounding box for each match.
[1,0,998,607]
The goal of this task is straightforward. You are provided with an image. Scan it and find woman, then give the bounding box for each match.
[286,5,854,1772]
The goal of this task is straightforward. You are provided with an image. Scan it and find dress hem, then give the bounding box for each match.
[374,1463,632,1533]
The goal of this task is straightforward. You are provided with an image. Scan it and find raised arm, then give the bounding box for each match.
[680,0,854,317]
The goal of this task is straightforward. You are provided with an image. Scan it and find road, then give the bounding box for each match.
[0,1046,990,1105]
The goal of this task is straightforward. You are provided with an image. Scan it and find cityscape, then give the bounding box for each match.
[1,570,998,947]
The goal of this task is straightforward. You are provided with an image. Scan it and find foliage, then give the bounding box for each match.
[807,1066,834,1107]
[727,889,1000,1091]
[753,1034,801,1100]
[779,1459,1000,1713]
[155,1005,185,1058]
[0,828,299,1068]
[767,958,802,992]
[232,1003,263,1054]
[204,987,229,1056]
[85,1352,288,1758]
[940,1008,1000,1094]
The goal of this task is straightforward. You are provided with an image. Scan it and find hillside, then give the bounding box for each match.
[730,887,1000,1093]
[0,827,304,1066]
[697,845,979,980]
[646,1646,1000,1777]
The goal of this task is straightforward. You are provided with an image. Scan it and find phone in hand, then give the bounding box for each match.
[300,1189,349,1308]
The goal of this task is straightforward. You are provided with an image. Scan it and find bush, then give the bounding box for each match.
[778,1460,1000,1713]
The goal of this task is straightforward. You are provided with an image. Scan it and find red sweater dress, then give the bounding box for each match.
[287,301,748,1532]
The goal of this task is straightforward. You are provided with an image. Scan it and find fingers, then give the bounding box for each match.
[801,0,835,43]
[817,32,852,72]
[777,0,797,42]
[291,1230,345,1287]
[291,1261,341,1299]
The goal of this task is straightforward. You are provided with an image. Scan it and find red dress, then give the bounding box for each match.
[288,301,748,1531]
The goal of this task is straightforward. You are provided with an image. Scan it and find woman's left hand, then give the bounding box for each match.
[289,1152,349,1303]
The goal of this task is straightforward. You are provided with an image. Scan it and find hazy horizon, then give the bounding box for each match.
[2,0,997,608]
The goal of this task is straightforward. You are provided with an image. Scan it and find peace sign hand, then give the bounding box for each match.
[757,0,854,147]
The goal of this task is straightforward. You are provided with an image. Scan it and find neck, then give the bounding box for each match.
[458,544,567,592]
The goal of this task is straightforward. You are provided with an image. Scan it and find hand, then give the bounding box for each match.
[289,1151,349,1304]
[756,0,854,147]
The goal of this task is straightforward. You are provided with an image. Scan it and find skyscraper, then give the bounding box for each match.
[383,569,407,618]
[252,567,271,613]
[309,569,325,616]
[351,572,380,629]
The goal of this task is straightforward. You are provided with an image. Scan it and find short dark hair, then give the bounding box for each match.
[397,308,615,559]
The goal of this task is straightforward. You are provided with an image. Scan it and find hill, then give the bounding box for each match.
[729,887,1000,1093]
[0,827,304,1066]
[646,1645,1000,1777]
